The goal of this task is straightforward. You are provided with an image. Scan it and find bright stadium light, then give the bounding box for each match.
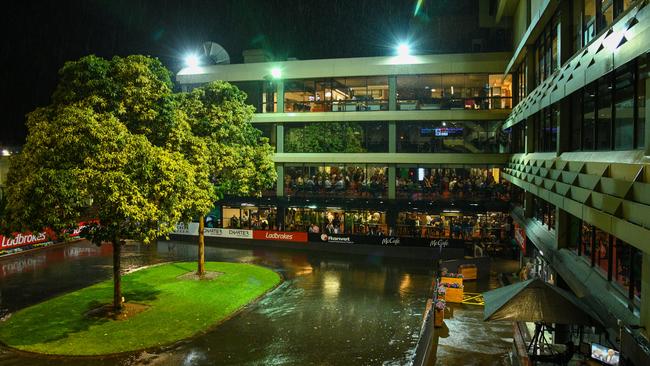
[397,43,411,56]
[271,67,282,79]
[184,54,200,68]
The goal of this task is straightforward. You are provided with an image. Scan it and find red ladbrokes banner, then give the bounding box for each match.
[0,223,88,250]
[252,230,308,243]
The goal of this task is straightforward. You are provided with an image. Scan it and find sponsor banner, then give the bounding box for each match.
[205,228,253,239]
[173,222,199,236]
[308,233,467,249]
[514,223,526,251]
[0,222,89,251]
[172,223,253,239]
[253,230,307,243]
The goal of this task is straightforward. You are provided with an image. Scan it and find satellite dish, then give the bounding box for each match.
[203,42,230,65]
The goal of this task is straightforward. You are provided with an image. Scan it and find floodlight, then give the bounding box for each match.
[271,67,282,79]
[184,54,200,68]
[397,43,411,56]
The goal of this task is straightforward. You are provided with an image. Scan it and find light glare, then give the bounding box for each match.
[397,43,411,56]
[271,67,282,79]
[185,54,200,68]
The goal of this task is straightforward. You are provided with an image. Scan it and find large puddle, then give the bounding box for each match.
[0,240,435,365]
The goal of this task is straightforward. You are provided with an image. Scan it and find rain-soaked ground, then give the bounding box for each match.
[0,240,515,365]
[432,259,518,366]
[0,240,436,365]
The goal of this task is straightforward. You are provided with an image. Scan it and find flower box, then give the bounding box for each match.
[441,276,463,286]
[445,287,464,303]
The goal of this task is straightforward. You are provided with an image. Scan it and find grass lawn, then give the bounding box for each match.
[0,262,281,356]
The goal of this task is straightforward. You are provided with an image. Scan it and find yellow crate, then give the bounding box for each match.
[441,276,463,286]
[434,309,444,327]
[459,266,477,280]
[445,287,464,303]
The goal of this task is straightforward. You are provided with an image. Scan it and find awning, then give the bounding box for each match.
[483,278,603,326]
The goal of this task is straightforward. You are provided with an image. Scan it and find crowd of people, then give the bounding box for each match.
[397,170,512,201]
[283,167,513,201]
[396,212,512,242]
[284,167,388,197]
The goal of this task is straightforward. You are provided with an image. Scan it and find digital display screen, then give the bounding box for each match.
[591,343,620,365]
[420,127,463,137]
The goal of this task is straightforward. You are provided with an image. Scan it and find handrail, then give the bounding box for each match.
[411,277,440,366]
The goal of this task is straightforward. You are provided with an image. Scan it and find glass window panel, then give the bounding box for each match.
[600,0,614,30]
[597,77,612,150]
[571,92,583,150]
[638,55,647,149]
[584,0,597,45]
[583,84,597,150]
[614,66,634,149]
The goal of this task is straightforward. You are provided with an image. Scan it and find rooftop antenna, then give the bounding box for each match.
[203,42,230,65]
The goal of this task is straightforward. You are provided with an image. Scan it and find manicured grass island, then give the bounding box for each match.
[0,262,281,356]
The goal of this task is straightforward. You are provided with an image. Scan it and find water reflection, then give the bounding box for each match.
[0,240,435,366]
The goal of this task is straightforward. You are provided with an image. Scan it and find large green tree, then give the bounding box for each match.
[177,81,276,275]
[4,55,212,311]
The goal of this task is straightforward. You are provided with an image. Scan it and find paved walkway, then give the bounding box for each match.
[431,258,519,365]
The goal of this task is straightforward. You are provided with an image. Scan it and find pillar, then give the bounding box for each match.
[524,191,534,218]
[276,123,284,153]
[388,121,396,154]
[525,118,535,154]
[641,252,650,337]
[555,207,568,250]
[388,76,397,111]
[645,78,650,155]
[276,80,284,113]
[388,165,396,200]
[276,164,284,197]
[557,99,571,155]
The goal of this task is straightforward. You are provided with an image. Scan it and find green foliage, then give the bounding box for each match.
[177,81,277,200]
[3,54,213,244]
[285,122,365,153]
[0,261,281,355]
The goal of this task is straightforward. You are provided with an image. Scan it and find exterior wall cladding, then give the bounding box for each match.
[177,0,650,363]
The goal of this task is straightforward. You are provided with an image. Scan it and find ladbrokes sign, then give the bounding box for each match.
[253,231,307,243]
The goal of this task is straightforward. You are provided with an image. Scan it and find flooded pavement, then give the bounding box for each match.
[0,240,436,365]
[432,260,515,366]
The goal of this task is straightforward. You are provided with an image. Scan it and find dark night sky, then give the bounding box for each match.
[1,0,496,146]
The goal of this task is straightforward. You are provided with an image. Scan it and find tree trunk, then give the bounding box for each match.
[197,216,205,276]
[113,238,123,312]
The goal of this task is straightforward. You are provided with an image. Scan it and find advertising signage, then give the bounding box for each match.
[173,223,253,239]
[0,222,88,252]
[253,231,308,243]
[514,223,526,251]
[308,233,467,250]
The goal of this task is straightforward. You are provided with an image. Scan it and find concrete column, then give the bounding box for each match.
[388,165,396,200]
[555,207,568,250]
[557,99,571,155]
[645,78,650,155]
[276,164,284,197]
[388,76,397,111]
[524,191,534,218]
[641,252,650,337]
[525,46,537,94]
[388,121,396,153]
[558,0,572,66]
[525,118,535,154]
[276,123,284,153]
[275,122,284,198]
[276,80,285,113]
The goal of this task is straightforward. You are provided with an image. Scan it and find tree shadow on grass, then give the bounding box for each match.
[0,281,161,347]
